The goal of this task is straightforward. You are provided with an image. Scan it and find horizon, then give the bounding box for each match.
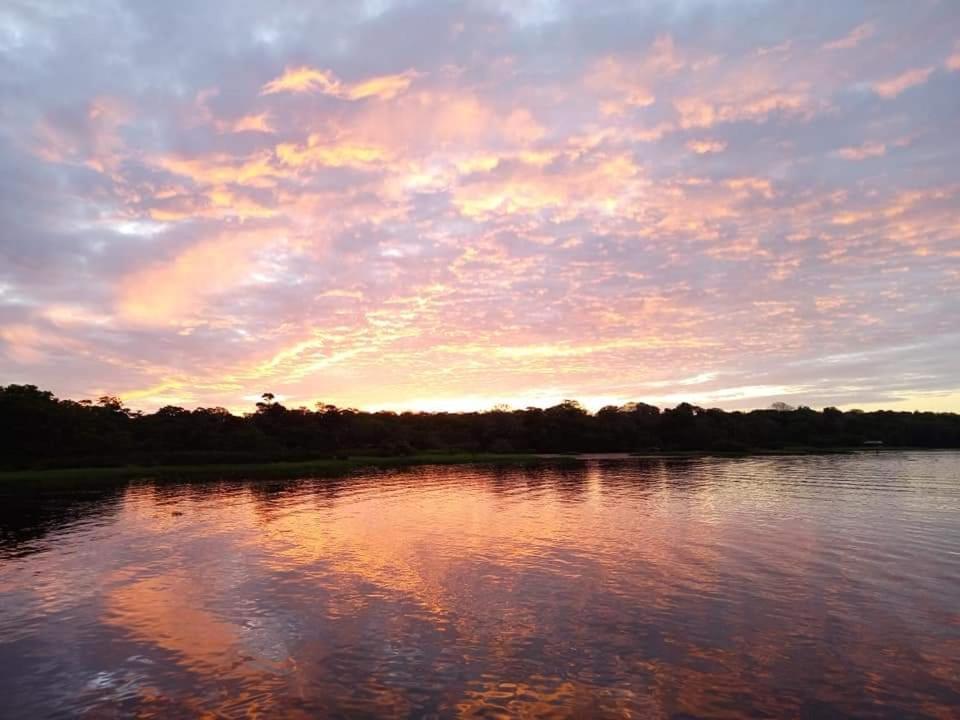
[2,1,959,414]
[8,382,959,417]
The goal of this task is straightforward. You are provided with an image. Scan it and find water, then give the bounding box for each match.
[1,453,958,719]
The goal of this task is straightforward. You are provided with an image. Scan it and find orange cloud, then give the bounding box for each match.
[152,151,279,188]
[450,153,641,219]
[344,70,418,100]
[261,66,417,100]
[275,134,390,169]
[229,112,273,133]
[726,177,775,199]
[687,139,727,155]
[260,66,340,95]
[872,67,934,98]
[328,88,543,155]
[674,88,812,129]
[146,186,277,222]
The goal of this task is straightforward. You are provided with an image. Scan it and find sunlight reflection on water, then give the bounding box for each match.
[1,452,959,718]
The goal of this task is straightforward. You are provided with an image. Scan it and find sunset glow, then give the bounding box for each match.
[1,1,959,412]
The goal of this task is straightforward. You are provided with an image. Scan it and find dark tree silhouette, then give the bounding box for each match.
[1,383,958,471]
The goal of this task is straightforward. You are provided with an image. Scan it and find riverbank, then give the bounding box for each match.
[0,446,938,486]
[0,453,547,485]
[542,446,925,461]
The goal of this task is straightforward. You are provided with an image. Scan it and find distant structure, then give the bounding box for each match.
[863,440,884,447]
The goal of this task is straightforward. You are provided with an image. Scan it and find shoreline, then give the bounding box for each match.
[0,453,543,485]
[0,446,945,485]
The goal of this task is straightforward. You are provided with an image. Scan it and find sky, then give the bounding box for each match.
[1,0,959,414]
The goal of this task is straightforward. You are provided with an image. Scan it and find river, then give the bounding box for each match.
[1,452,958,718]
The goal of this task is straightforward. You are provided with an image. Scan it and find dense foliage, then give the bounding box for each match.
[2,384,959,470]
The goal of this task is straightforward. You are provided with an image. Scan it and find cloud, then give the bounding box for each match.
[116,229,288,327]
[872,67,935,98]
[687,139,727,155]
[948,47,960,72]
[822,22,875,50]
[260,66,340,95]
[261,66,417,100]
[229,113,274,133]
[673,88,815,129]
[345,71,419,100]
[1,0,958,412]
[833,142,886,160]
[0,324,49,364]
[274,137,390,169]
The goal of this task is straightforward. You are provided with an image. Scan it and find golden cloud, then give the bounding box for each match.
[261,66,417,100]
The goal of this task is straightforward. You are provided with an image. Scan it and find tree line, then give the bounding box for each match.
[2,384,959,470]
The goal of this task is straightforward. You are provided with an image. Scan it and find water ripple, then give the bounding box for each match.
[0,451,958,718]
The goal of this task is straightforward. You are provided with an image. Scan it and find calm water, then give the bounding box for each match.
[1,453,959,719]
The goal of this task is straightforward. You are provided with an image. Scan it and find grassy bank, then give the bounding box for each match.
[0,453,544,485]
[0,446,936,486]
[629,446,863,458]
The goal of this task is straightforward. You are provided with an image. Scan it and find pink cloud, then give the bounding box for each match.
[116,229,291,327]
[833,142,886,160]
[4,1,959,414]
[872,67,934,98]
[822,22,875,50]
[947,47,960,72]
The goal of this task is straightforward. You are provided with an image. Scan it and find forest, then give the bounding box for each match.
[2,383,959,470]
